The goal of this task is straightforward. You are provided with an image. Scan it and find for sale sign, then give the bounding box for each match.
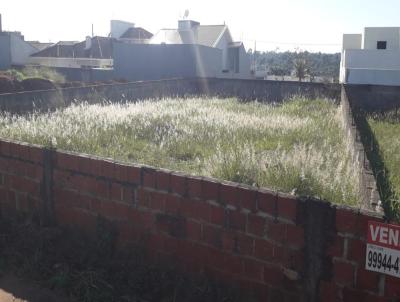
[366,221,400,278]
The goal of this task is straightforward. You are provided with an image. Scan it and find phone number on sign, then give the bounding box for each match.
[366,245,400,277]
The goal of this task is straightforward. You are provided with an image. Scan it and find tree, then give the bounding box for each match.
[293,58,308,82]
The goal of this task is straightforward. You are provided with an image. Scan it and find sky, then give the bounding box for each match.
[1,0,400,53]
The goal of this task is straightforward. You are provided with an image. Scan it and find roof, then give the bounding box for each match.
[228,42,243,48]
[28,41,54,51]
[150,24,228,47]
[120,27,153,40]
[31,37,114,59]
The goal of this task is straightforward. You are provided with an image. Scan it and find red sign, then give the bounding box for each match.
[367,221,400,251]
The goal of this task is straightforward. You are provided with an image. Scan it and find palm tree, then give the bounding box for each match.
[293,58,308,82]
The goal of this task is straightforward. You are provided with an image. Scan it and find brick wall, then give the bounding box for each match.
[1,139,399,301]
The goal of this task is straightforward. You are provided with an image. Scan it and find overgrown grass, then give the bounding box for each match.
[0,97,359,205]
[4,66,65,83]
[368,112,400,219]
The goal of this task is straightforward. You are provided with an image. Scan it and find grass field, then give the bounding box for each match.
[0,97,360,205]
[368,112,400,218]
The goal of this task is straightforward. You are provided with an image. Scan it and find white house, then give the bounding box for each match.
[340,27,400,86]
[150,20,251,79]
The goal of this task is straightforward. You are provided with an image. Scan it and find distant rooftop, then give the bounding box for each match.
[150,23,230,47]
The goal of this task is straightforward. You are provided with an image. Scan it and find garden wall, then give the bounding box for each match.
[341,88,380,211]
[1,139,399,302]
[0,78,341,113]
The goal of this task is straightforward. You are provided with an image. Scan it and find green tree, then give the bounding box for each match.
[293,58,308,82]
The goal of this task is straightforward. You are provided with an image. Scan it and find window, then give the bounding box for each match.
[377,41,387,49]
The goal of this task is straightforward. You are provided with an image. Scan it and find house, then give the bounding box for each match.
[0,15,41,70]
[27,20,152,74]
[340,27,400,86]
[149,20,251,78]
[29,37,114,69]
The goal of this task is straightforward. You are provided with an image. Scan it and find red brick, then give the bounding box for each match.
[276,194,297,221]
[220,183,239,207]
[247,214,265,236]
[187,176,202,199]
[254,239,275,260]
[187,220,202,241]
[336,208,381,237]
[286,224,305,248]
[136,187,151,208]
[385,275,400,298]
[257,189,276,215]
[202,179,220,201]
[11,143,30,160]
[56,152,78,170]
[96,179,110,199]
[114,163,128,182]
[130,209,155,231]
[347,239,365,262]
[181,199,210,221]
[356,268,379,292]
[122,186,134,203]
[221,230,235,251]
[25,163,43,181]
[156,170,170,191]
[267,221,287,243]
[142,167,156,188]
[327,236,344,258]
[165,194,181,214]
[236,233,254,256]
[210,205,226,226]
[29,145,44,163]
[222,253,244,276]
[150,190,167,211]
[203,224,222,248]
[9,176,40,198]
[126,165,141,184]
[264,265,283,287]
[237,186,257,212]
[333,261,354,285]
[319,281,340,302]
[75,156,93,175]
[342,287,383,302]
[243,258,264,281]
[99,160,115,178]
[170,173,187,196]
[90,198,102,212]
[227,209,246,231]
[79,176,98,195]
[111,183,123,201]
[335,208,358,234]
[0,140,12,156]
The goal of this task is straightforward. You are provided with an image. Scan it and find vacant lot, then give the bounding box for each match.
[0,97,359,205]
[368,112,400,218]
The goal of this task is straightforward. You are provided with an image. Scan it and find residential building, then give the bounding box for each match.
[149,20,251,79]
[340,27,400,86]
[0,14,41,70]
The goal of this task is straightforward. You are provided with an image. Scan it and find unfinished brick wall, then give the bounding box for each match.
[0,139,399,302]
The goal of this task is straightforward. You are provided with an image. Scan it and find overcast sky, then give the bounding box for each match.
[1,0,400,53]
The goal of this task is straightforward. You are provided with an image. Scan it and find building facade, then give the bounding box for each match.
[340,27,400,86]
